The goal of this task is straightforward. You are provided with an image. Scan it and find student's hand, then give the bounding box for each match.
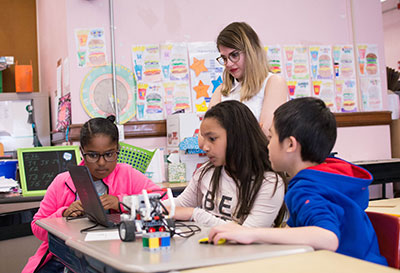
[100,194,119,211]
[63,200,84,217]
[172,206,194,221]
[208,222,256,245]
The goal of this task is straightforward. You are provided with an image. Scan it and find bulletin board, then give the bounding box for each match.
[17,146,80,197]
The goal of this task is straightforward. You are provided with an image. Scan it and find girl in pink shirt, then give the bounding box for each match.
[23,115,161,273]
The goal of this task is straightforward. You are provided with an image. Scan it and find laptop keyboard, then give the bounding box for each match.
[107,213,121,224]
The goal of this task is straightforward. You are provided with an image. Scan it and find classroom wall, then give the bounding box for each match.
[36,0,391,160]
[36,0,68,124]
[382,0,400,71]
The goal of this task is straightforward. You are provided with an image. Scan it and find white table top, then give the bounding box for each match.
[366,198,400,216]
[37,217,313,273]
[182,250,398,273]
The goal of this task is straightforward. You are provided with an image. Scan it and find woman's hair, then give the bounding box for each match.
[80,115,119,149]
[217,22,270,101]
[199,100,284,225]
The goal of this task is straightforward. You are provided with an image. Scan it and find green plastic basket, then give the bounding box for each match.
[117,142,156,173]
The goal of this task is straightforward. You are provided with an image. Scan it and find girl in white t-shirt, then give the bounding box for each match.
[163,100,285,228]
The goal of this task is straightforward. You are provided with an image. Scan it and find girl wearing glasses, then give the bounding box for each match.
[211,22,288,135]
[23,115,161,273]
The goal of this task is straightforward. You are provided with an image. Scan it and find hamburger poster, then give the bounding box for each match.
[75,28,107,67]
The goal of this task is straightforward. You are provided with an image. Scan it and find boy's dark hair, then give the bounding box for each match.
[200,100,284,226]
[80,115,119,148]
[273,97,337,164]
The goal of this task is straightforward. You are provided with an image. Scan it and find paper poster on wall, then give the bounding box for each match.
[309,46,333,80]
[80,64,136,123]
[188,42,224,115]
[283,45,310,80]
[360,77,383,111]
[132,44,162,83]
[312,80,336,112]
[264,45,283,74]
[160,43,190,81]
[357,44,380,78]
[163,82,191,116]
[160,43,192,115]
[335,79,358,112]
[332,45,356,79]
[287,80,311,99]
[75,28,107,67]
[136,83,164,120]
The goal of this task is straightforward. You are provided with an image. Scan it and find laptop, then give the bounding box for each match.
[68,165,120,228]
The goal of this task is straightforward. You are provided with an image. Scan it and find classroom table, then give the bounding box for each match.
[366,197,400,216]
[354,158,400,199]
[36,217,313,273]
[181,250,398,273]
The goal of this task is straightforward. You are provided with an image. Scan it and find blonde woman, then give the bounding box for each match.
[209,22,288,135]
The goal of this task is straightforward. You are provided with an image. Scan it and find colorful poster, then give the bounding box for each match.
[132,44,162,83]
[287,80,311,99]
[160,43,190,81]
[312,80,336,112]
[283,45,310,80]
[136,83,164,120]
[188,42,224,114]
[360,77,383,111]
[332,45,356,79]
[163,82,191,116]
[357,44,380,77]
[309,46,333,80]
[160,43,192,115]
[75,28,107,67]
[335,79,358,112]
[264,45,283,74]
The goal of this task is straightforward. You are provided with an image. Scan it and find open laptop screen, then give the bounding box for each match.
[68,165,119,227]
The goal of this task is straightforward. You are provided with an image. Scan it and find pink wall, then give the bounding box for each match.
[37,0,391,160]
[36,0,68,124]
[382,0,400,71]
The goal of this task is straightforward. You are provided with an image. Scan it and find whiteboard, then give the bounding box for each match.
[0,100,34,152]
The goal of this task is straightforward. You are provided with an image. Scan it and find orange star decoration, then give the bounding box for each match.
[190,58,208,76]
[195,101,208,112]
[194,80,210,99]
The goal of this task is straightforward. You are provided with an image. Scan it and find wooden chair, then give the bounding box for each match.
[366,211,400,268]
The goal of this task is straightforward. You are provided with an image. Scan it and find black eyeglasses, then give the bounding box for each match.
[82,151,119,163]
[216,50,241,66]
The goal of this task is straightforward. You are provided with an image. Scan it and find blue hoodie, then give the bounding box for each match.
[285,157,387,266]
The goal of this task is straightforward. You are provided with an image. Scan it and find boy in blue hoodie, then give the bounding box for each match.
[209,97,387,266]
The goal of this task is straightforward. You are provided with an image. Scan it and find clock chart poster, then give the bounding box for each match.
[188,42,224,115]
[80,64,137,124]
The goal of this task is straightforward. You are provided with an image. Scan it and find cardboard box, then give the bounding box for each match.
[391,119,400,158]
[167,113,200,147]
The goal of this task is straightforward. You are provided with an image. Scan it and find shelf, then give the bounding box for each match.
[51,111,392,145]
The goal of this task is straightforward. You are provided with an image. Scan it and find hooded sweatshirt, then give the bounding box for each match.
[285,157,387,266]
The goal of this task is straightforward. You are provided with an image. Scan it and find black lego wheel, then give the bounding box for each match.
[119,221,136,242]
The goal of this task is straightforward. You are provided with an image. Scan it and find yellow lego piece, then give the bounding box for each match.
[148,237,160,248]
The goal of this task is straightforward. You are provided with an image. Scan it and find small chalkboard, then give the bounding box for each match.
[17,146,81,197]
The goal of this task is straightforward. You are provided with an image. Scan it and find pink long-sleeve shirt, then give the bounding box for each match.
[22,163,161,273]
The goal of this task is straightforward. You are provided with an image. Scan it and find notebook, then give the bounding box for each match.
[68,165,120,228]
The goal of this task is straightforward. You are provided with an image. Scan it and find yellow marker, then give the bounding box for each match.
[198,237,226,245]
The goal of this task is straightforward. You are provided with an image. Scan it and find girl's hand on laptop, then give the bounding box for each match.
[63,200,84,217]
[99,194,119,211]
